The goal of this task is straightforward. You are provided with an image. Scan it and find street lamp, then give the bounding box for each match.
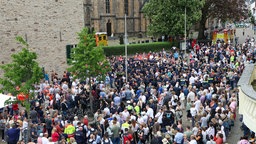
[125,14,128,83]
[185,6,187,56]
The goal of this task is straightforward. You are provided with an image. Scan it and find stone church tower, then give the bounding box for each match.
[84,0,148,37]
[0,0,148,75]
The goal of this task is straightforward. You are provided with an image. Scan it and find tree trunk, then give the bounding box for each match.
[198,10,207,40]
[26,115,31,143]
[89,78,93,112]
[21,99,31,143]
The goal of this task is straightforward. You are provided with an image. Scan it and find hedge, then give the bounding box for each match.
[102,41,179,56]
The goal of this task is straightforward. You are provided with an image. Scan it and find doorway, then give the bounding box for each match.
[106,20,112,36]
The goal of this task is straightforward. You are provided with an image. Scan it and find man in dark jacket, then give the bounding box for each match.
[45,114,53,137]
[75,127,85,144]
[7,124,20,144]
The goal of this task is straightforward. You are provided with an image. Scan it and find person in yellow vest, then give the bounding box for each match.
[230,55,235,63]
[121,118,130,132]
[64,120,75,142]
[127,101,133,113]
[134,102,140,115]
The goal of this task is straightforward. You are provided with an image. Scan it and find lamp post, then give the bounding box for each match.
[125,14,128,83]
[185,6,187,60]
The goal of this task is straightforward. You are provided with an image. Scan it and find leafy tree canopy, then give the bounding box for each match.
[68,28,110,81]
[0,36,43,108]
[202,0,247,22]
[198,0,248,39]
[142,0,205,37]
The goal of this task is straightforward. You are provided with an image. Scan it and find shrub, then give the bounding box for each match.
[102,41,179,56]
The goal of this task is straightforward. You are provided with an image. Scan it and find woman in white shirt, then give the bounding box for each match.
[179,90,185,110]
[190,104,197,127]
[154,109,163,124]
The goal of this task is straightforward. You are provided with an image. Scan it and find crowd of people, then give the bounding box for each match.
[1,37,256,144]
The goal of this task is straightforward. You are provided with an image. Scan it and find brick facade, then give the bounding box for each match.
[0,0,148,75]
[86,0,148,36]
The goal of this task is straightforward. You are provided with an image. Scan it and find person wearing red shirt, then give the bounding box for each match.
[12,103,19,115]
[51,128,60,142]
[214,133,223,144]
[55,121,63,135]
[118,55,123,61]
[83,115,88,126]
[123,128,133,144]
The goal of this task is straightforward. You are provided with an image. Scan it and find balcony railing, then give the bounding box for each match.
[238,64,256,132]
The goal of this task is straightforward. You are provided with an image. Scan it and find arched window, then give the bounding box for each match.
[124,0,128,15]
[106,0,110,13]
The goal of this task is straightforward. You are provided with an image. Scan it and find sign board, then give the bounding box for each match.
[216,33,224,39]
[180,41,186,51]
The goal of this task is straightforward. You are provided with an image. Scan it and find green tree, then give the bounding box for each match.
[198,0,248,39]
[0,36,43,111]
[68,28,110,111]
[249,11,255,26]
[0,36,43,143]
[142,0,204,37]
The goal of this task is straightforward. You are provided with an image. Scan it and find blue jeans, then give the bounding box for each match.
[23,129,28,143]
[192,116,195,127]
[112,137,120,144]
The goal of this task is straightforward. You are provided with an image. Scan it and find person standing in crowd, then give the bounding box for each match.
[110,118,121,144]
[75,127,85,144]
[6,124,20,144]
[0,115,6,142]
[190,104,197,127]
[123,128,133,144]
[51,127,60,142]
[64,120,76,142]
[174,128,184,144]
[42,133,49,144]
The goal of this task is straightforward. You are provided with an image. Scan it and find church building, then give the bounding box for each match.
[0,0,149,75]
[84,0,149,37]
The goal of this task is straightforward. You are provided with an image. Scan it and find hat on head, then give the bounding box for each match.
[156,131,162,137]
[162,138,169,144]
[219,119,223,125]
[211,118,217,124]
[220,114,226,120]
[165,134,171,139]
[141,111,146,115]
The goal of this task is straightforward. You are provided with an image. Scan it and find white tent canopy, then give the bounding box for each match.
[0,94,16,109]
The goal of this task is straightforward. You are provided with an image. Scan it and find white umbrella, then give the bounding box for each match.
[0,94,16,109]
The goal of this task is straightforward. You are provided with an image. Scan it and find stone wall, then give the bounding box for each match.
[0,0,84,75]
[89,0,148,36]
